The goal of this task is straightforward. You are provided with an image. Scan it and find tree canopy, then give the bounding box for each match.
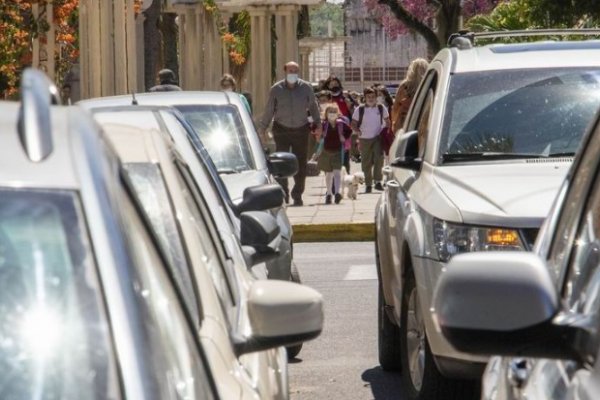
[310,2,344,37]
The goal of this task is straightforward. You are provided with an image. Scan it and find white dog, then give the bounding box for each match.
[341,167,365,200]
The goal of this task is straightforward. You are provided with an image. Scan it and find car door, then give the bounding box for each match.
[498,116,600,400]
[383,70,439,316]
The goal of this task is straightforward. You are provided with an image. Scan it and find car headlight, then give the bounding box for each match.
[432,218,525,262]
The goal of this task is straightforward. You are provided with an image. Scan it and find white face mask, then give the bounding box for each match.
[286,73,299,84]
[327,113,338,122]
[223,88,233,92]
[377,96,384,104]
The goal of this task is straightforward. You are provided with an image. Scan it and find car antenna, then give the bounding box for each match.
[131,92,138,105]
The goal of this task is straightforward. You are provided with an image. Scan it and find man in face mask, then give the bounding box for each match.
[258,61,322,206]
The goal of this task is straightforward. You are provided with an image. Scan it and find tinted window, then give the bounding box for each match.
[121,193,215,400]
[440,68,600,160]
[0,189,120,399]
[123,163,200,327]
[175,105,256,172]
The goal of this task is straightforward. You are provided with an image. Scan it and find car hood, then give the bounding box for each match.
[433,161,571,227]
[221,169,270,203]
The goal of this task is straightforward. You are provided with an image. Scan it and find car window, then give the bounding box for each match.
[174,159,239,311]
[547,120,600,282]
[0,189,120,399]
[120,190,216,400]
[122,163,200,327]
[439,68,600,160]
[175,104,256,173]
[416,89,434,158]
[397,70,437,159]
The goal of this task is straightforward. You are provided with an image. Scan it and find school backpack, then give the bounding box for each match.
[357,104,384,128]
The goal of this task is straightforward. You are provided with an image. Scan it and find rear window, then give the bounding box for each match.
[0,189,120,399]
[440,68,600,161]
[175,105,256,173]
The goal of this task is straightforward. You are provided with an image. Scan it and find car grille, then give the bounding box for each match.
[520,228,540,250]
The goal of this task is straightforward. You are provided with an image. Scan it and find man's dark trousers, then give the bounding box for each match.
[272,122,309,202]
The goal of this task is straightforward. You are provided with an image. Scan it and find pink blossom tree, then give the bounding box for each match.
[364,0,500,54]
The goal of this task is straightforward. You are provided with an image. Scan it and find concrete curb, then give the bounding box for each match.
[292,222,374,242]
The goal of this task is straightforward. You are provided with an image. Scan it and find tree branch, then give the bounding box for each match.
[377,0,442,53]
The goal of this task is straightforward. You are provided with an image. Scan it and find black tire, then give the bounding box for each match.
[290,263,301,284]
[286,343,303,359]
[400,270,479,400]
[377,255,401,370]
[286,262,303,359]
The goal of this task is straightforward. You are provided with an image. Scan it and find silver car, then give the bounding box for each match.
[434,99,600,400]
[2,69,219,399]
[79,92,298,283]
[376,32,600,399]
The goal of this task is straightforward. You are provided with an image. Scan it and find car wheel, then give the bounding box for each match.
[400,270,479,400]
[290,262,301,284]
[377,247,401,370]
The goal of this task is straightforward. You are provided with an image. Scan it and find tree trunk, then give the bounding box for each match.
[143,0,162,91]
[377,0,441,54]
[160,13,179,83]
[436,0,462,48]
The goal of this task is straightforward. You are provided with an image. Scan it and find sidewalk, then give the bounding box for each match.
[285,162,380,242]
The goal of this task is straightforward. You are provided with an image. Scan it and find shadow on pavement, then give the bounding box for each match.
[288,357,303,364]
[361,366,404,399]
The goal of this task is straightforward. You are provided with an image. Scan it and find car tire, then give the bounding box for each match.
[400,269,479,400]
[377,244,401,370]
[286,262,303,359]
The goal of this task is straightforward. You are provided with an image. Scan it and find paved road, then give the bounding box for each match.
[289,242,405,400]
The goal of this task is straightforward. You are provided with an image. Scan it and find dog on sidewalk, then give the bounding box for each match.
[341,167,365,200]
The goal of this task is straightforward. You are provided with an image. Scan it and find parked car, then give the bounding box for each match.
[0,68,222,399]
[375,32,600,399]
[98,116,323,399]
[78,92,298,283]
[433,94,600,399]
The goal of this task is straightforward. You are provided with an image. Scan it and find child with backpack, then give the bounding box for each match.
[351,87,390,193]
[316,104,353,204]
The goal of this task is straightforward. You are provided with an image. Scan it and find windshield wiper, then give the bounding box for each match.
[547,152,576,157]
[218,167,239,174]
[443,152,545,162]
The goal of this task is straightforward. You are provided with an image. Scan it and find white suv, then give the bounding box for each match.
[375,32,600,399]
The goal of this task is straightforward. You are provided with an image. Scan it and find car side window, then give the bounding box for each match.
[396,71,437,159]
[548,122,600,283]
[174,159,239,311]
[120,190,216,400]
[122,162,200,327]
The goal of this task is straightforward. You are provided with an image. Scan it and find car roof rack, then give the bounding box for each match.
[448,28,600,49]
[17,68,61,162]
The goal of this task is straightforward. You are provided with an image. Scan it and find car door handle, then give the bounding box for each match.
[508,359,530,389]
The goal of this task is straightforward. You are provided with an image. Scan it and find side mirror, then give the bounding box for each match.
[268,152,298,178]
[390,156,422,171]
[390,130,421,171]
[234,280,323,356]
[434,252,582,361]
[235,184,284,214]
[240,211,281,266]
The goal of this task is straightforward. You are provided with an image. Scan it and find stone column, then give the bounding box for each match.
[130,0,142,93]
[88,0,102,97]
[248,7,272,116]
[194,6,205,89]
[45,2,56,80]
[274,5,299,81]
[100,0,115,95]
[299,46,311,82]
[114,0,128,94]
[202,10,222,90]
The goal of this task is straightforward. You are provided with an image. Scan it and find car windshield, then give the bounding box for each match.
[175,105,256,173]
[0,189,119,399]
[439,68,600,163]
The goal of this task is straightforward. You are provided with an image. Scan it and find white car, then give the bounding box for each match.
[79,92,298,284]
[375,32,600,399]
[95,107,323,399]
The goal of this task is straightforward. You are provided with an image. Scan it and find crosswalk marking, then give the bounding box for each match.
[342,264,378,281]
